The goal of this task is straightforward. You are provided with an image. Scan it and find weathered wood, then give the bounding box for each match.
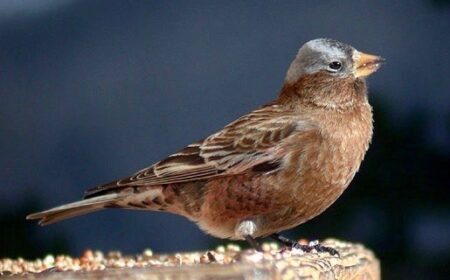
[2,239,380,279]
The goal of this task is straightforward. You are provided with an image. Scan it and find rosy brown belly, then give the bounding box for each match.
[191,169,347,239]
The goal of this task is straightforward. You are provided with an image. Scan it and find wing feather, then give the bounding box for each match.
[84,105,316,198]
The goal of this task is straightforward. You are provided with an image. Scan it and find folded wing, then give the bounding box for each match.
[84,105,316,198]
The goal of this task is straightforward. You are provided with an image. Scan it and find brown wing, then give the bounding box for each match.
[84,105,316,198]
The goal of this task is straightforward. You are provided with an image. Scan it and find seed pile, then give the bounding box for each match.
[0,242,292,276]
[1,239,376,279]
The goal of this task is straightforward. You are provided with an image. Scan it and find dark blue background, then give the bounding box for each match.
[1,1,449,279]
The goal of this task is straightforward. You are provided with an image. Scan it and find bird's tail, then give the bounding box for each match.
[26,193,120,226]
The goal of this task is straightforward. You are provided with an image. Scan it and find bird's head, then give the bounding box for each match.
[281,38,384,109]
[285,38,385,84]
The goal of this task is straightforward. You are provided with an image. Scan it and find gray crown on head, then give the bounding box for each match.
[285,38,356,84]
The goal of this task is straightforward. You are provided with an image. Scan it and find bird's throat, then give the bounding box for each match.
[278,73,368,111]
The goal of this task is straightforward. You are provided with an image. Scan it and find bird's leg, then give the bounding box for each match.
[236,219,262,252]
[244,235,262,252]
[270,233,339,256]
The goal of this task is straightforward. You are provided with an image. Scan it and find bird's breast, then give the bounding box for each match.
[281,104,373,210]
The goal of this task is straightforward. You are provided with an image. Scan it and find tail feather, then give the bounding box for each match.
[26,193,120,226]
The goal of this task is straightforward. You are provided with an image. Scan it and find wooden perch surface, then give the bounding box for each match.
[1,238,380,279]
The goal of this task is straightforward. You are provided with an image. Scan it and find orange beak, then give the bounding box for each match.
[353,51,385,78]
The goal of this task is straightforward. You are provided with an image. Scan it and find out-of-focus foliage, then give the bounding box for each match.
[429,0,450,7]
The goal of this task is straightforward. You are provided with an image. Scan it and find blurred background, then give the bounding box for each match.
[0,0,449,279]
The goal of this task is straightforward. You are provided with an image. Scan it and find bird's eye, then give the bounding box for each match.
[328,61,342,71]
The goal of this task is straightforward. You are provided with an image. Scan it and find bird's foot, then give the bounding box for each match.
[270,234,339,256]
[292,240,340,257]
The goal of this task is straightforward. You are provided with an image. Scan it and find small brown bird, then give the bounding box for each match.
[27,38,384,254]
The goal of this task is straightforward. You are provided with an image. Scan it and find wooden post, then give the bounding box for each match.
[1,239,380,279]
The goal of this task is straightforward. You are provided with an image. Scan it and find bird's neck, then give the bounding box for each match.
[277,72,368,111]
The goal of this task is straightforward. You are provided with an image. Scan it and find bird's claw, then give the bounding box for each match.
[292,240,340,257]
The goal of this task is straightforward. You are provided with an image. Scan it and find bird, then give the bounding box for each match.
[27,38,384,254]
